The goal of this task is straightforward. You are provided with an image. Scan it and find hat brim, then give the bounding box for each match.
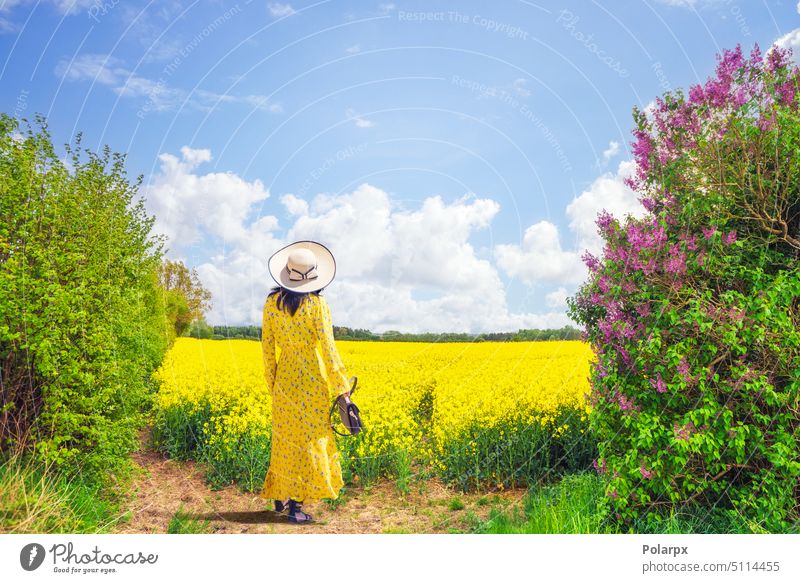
[268,240,336,293]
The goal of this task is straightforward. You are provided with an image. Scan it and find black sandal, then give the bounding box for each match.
[287,499,313,523]
[273,499,289,513]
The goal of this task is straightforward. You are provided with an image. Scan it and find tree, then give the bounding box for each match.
[157,259,212,338]
[568,44,800,532]
[186,318,213,339]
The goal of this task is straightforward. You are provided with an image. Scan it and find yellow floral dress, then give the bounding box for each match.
[259,292,352,504]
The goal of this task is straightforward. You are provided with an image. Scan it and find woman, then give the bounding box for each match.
[259,240,352,524]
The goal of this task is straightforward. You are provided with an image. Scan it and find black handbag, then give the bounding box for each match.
[329,376,364,437]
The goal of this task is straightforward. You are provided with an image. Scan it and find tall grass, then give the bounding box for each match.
[0,448,129,534]
[475,472,611,534]
[167,505,211,534]
[474,472,800,534]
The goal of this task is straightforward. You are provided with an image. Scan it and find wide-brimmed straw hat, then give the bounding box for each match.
[267,240,336,293]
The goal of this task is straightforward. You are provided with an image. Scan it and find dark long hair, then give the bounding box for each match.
[267,285,323,317]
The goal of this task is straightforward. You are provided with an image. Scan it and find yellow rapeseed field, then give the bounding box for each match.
[152,338,594,478]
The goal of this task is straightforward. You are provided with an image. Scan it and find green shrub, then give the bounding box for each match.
[568,44,800,532]
[0,112,170,487]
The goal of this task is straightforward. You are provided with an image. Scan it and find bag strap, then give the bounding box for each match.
[329,376,359,437]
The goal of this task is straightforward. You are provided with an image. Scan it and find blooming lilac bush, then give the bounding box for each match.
[568,44,800,532]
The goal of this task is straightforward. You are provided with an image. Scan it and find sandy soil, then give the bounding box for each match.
[111,428,527,534]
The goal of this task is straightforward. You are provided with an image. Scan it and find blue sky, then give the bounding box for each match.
[2,0,798,333]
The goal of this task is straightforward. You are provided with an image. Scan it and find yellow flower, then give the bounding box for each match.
[152,337,593,472]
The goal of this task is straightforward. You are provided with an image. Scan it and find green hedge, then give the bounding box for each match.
[0,112,171,488]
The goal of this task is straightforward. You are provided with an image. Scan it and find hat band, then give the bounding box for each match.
[286,263,318,281]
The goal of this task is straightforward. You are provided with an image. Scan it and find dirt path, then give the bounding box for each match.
[112,428,527,534]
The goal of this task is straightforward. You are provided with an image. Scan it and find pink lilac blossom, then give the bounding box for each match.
[592,458,608,475]
[677,356,692,382]
[581,250,600,272]
[618,346,632,367]
[696,250,707,266]
[674,421,696,441]
[664,251,687,274]
[776,79,797,105]
[649,373,667,393]
[596,210,617,236]
[617,393,636,411]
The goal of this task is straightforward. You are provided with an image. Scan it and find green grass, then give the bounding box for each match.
[448,498,465,511]
[166,505,211,534]
[0,450,129,534]
[323,486,351,510]
[472,472,800,534]
[475,472,610,533]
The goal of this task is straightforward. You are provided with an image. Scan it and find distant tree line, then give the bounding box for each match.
[186,322,583,342]
[184,322,261,340]
[338,325,584,342]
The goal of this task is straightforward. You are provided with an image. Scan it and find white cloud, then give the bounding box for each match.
[494,221,586,286]
[379,3,396,13]
[773,29,800,63]
[513,78,531,97]
[565,159,648,256]
[181,180,572,332]
[345,44,361,54]
[145,150,649,332]
[600,140,620,165]
[0,0,130,29]
[268,2,295,17]
[1,0,96,17]
[54,53,282,114]
[494,158,645,290]
[545,287,569,308]
[55,53,126,85]
[345,108,375,128]
[239,94,284,113]
[49,0,97,14]
[113,75,185,111]
[0,15,18,33]
[143,146,271,245]
[797,1,800,15]
[280,193,309,216]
